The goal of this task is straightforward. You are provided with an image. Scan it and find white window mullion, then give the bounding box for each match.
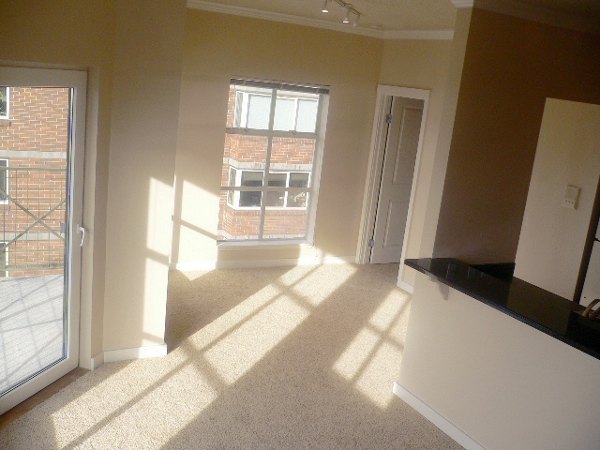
[258,88,278,239]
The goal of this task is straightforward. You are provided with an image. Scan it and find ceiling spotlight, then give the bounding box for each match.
[321,0,330,13]
[342,5,351,24]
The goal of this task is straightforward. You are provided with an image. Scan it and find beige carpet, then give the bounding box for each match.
[0,263,461,449]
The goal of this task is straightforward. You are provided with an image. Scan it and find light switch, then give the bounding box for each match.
[562,185,580,209]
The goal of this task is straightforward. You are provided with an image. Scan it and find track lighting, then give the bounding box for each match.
[320,0,361,27]
[342,6,351,24]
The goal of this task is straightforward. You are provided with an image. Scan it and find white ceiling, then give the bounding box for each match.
[189,0,600,35]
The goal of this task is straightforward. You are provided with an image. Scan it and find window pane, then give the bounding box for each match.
[241,171,263,187]
[246,94,271,129]
[296,99,318,132]
[218,190,260,240]
[267,172,286,187]
[240,190,262,207]
[270,137,315,181]
[289,172,309,188]
[0,160,6,201]
[263,209,307,239]
[0,87,6,117]
[273,97,295,131]
[265,190,285,207]
[287,191,309,208]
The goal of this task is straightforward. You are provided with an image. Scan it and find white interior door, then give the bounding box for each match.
[370,97,423,264]
[0,67,86,414]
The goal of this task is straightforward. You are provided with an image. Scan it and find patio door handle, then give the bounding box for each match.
[78,224,87,247]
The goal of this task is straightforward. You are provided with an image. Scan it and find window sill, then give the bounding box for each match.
[217,239,312,248]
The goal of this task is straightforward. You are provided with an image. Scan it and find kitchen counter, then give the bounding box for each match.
[405,258,600,360]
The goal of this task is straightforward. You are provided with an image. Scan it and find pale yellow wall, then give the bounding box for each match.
[514,99,600,300]
[400,274,600,450]
[434,8,600,263]
[0,0,116,359]
[173,11,384,267]
[102,0,186,352]
[378,38,453,286]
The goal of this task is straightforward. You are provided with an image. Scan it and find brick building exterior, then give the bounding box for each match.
[218,84,318,240]
[0,87,69,277]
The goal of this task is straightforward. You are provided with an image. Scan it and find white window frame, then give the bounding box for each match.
[0,159,8,205]
[0,87,9,120]
[220,79,329,245]
[226,168,310,210]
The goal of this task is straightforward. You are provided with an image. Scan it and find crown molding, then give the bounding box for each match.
[383,29,454,40]
[451,0,600,34]
[187,0,454,40]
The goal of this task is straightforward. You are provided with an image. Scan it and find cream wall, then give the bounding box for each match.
[0,0,115,361]
[173,10,383,267]
[434,8,600,263]
[514,99,600,300]
[1,0,188,359]
[378,36,455,287]
[102,0,186,352]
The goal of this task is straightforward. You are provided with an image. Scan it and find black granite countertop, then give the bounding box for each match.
[405,258,600,360]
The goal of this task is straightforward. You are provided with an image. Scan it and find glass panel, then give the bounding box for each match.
[265,173,288,207]
[287,191,309,208]
[270,137,315,180]
[239,190,262,207]
[0,87,7,117]
[0,87,70,395]
[0,159,7,201]
[218,190,260,240]
[262,208,308,239]
[296,98,318,132]
[221,134,267,187]
[246,94,271,129]
[273,97,295,131]
[289,172,309,188]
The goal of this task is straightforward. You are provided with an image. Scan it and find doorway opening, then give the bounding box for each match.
[357,86,429,288]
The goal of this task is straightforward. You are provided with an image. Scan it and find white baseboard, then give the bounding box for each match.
[397,280,414,294]
[173,256,355,271]
[90,352,105,370]
[102,344,168,364]
[393,382,485,450]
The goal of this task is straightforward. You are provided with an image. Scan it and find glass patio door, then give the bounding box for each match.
[0,67,86,414]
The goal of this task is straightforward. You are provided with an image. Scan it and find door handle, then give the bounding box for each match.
[78,224,87,247]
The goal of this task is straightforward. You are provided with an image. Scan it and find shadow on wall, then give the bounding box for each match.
[0,264,459,448]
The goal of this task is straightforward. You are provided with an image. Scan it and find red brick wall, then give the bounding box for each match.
[0,87,69,277]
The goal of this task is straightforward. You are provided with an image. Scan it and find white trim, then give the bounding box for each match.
[89,352,105,370]
[451,0,600,34]
[397,280,414,294]
[357,85,430,284]
[172,255,355,271]
[187,0,454,40]
[103,344,168,363]
[393,382,486,450]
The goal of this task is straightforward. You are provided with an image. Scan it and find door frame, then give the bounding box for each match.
[356,85,429,286]
[0,66,89,413]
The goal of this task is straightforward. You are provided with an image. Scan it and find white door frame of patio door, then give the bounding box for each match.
[0,66,87,414]
[356,85,429,289]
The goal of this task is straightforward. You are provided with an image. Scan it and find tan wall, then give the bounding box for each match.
[400,274,600,450]
[433,8,600,263]
[173,11,383,267]
[0,0,116,360]
[378,37,454,286]
[102,0,185,352]
[514,99,600,300]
